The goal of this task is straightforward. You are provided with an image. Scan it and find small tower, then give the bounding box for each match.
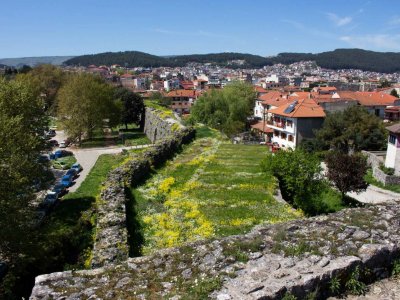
[384,123,400,175]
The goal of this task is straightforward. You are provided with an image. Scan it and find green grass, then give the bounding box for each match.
[51,155,77,170]
[65,153,127,199]
[365,169,400,193]
[80,126,151,148]
[131,138,302,254]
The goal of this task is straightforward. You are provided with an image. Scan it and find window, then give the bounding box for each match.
[274,130,279,137]
[389,134,396,145]
[375,109,380,116]
[281,133,287,140]
[288,135,293,142]
[287,120,293,127]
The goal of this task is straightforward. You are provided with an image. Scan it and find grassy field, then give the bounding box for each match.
[131,137,302,255]
[80,126,150,148]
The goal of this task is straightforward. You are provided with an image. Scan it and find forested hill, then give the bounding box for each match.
[64,49,400,73]
[63,51,269,68]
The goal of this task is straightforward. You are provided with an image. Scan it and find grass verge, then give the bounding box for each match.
[364,169,400,193]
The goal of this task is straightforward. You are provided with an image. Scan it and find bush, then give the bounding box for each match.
[379,163,395,175]
[261,149,324,215]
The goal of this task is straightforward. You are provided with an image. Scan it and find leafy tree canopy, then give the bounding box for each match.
[114,87,144,129]
[325,151,368,198]
[316,106,387,153]
[57,73,120,143]
[191,81,255,136]
[16,64,65,113]
[0,77,48,262]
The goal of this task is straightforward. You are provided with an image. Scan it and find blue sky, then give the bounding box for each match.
[1,0,400,58]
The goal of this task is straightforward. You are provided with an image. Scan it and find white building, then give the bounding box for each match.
[384,123,400,175]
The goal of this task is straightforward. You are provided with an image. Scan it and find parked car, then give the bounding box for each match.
[52,183,67,196]
[59,140,70,148]
[43,191,59,205]
[71,163,83,173]
[38,154,50,163]
[49,140,59,147]
[61,174,74,187]
[66,168,78,179]
[54,149,73,159]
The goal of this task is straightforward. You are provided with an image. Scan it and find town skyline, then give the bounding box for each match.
[1,0,400,58]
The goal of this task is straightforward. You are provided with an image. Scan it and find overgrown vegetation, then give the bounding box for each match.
[131,134,302,254]
[261,149,351,215]
[364,169,400,193]
[0,153,127,299]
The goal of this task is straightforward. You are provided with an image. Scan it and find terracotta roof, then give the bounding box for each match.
[258,91,292,107]
[290,92,310,98]
[254,86,268,93]
[338,92,398,106]
[386,123,400,133]
[269,98,326,118]
[165,90,199,98]
[251,121,274,133]
[318,86,337,91]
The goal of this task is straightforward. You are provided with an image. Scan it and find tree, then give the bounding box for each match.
[0,78,48,262]
[378,79,391,88]
[325,152,368,199]
[390,89,399,98]
[191,81,255,136]
[16,64,65,113]
[57,73,120,144]
[316,106,387,153]
[114,87,144,129]
[261,149,323,214]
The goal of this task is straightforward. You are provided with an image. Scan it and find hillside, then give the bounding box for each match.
[64,51,269,68]
[0,56,74,67]
[64,49,400,73]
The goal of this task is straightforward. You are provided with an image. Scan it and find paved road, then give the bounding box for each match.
[321,162,400,205]
[347,185,400,204]
[53,131,152,192]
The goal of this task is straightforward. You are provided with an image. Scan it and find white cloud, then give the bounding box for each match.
[340,34,400,51]
[326,13,352,27]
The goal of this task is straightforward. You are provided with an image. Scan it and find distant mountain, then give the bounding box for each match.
[64,51,269,69]
[20,48,400,73]
[0,56,75,67]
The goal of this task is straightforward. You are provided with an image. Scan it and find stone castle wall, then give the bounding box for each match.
[143,107,183,143]
[90,108,194,269]
[31,203,400,299]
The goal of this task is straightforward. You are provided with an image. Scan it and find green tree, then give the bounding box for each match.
[390,89,399,98]
[316,106,387,153]
[114,87,144,129]
[261,149,323,214]
[378,79,391,88]
[16,64,65,113]
[57,73,120,144]
[191,82,255,136]
[0,78,47,263]
[325,151,368,199]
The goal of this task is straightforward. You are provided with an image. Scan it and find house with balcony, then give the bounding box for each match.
[267,98,325,149]
[165,89,200,115]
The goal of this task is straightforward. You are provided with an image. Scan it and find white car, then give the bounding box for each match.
[59,141,67,148]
